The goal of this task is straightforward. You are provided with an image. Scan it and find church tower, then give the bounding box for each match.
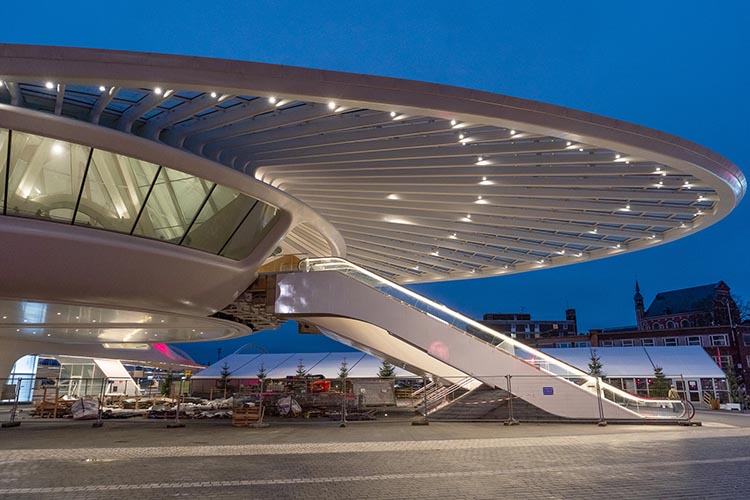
[634,280,645,330]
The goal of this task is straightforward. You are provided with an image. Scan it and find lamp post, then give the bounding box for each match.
[724,299,739,364]
[723,298,745,387]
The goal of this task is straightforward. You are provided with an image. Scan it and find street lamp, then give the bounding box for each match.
[724,299,738,349]
[723,298,743,387]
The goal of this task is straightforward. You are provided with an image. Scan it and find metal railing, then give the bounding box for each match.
[416,377,482,415]
[300,257,694,421]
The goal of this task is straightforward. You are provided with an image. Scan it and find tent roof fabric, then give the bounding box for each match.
[93,359,132,379]
[194,351,416,379]
[541,346,726,379]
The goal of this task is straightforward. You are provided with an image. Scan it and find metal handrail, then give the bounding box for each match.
[300,257,691,420]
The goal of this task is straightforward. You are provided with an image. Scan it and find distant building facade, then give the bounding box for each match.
[496,281,749,386]
[480,309,585,345]
[591,281,749,384]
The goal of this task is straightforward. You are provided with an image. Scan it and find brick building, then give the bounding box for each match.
[591,281,749,384]
[502,281,749,386]
[480,309,586,344]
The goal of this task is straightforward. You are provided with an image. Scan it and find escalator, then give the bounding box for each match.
[274,257,693,422]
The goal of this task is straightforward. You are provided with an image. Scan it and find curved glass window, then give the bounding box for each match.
[181,184,258,254]
[73,149,158,233]
[0,129,9,208]
[7,131,90,222]
[0,128,280,260]
[133,167,213,242]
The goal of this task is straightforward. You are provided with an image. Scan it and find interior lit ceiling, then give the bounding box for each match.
[0,299,248,344]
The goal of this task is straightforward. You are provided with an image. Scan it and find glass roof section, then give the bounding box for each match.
[0,128,279,260]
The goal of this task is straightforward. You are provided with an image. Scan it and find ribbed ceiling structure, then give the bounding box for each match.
[0,46,744,284]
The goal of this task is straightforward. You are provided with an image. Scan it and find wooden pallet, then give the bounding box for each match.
[232,406,264,427]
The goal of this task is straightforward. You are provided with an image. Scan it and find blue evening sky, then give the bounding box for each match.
[3,1,747,364]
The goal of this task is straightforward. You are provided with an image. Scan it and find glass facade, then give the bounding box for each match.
[0,128,280,260]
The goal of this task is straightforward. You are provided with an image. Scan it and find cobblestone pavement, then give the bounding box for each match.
[1,415,750,499]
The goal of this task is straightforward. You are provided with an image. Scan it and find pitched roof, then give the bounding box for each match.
[644,282,721,318]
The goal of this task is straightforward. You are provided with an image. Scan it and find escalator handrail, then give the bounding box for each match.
[300,257,691,419]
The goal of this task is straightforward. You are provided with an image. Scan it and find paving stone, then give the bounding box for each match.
[1,416,750,498]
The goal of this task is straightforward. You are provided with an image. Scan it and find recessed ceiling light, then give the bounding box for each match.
[45,81,54,89]
[328,101,336,110]
[154,87,163,95]
[98,85,106,92]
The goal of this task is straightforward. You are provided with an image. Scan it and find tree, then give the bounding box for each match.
[651,367,670,398]
[588,350,604,377]
[338,359,349,379]
[159,371,174,397]
[724,365,741,404]
[296,358,306,377]
[257,363,267,380]
[378,360,396,378]
[733,295,749,323]
[218,362,231,392]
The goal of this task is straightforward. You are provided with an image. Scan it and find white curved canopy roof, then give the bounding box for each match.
[0,44,744,284]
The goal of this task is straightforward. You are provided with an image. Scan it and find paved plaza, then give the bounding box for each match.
[1,411,749,499]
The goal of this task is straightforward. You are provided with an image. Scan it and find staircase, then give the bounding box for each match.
[415,377,482,415]
[430,385,564,421]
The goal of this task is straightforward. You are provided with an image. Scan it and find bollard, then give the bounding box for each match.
[504,375,519,426]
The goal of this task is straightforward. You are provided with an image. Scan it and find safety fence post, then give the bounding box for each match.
[596,376,607,427]
[93,377,106,428]
[167,375,186,428]
[504,374,519,426]
[339,375,347,428]
[411,375,430,425]
[2,377,21,428]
